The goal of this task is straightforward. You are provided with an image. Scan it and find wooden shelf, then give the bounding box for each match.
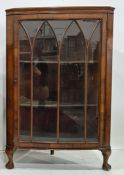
[20,103,97,107]
[60,60,99,64]
[20,104,57,108]
[20,60,58,63]
[20,60,98,64]
[20,100,57,107]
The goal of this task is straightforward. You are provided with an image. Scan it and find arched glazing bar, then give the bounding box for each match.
[19,21,44,141]
[19,19,101,143]
[19,22,32,53]
[88,21,100,44]
[60,20,86,62]
[32,21,45,61]
[87,21,101,142]
[77,20,101,142]
[32,20,59,142]
[21,21,43,45]
[55,20,73,142]
[33,21,59,62]
[19,22,32,141]
[59,20,86,142]
[48,20,72,45]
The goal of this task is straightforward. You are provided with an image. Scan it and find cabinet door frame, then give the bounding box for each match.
[10,13,108,149]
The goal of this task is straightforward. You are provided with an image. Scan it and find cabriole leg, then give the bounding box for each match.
[5,147,15,169]
[101,148,111,171]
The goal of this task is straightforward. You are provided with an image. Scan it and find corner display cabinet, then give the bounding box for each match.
[6,7,114,170]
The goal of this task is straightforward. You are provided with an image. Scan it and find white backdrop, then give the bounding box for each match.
[0,0,124,150]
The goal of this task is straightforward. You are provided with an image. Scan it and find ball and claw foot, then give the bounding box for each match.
[102,162,111,171]
[6,161,14,169]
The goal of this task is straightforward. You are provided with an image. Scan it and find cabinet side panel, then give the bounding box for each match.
[99,15,107,147]
[6,15,14,148]
[105,13,114,146]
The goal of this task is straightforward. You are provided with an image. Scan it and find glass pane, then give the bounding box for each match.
[32,64,58,141]
[49,20,72,42]
[77,20,99,40]
[60,21,85,61]
[86,21,100,142]
[33,22,58,62]
[19,23,31,140]
[19,63,31,140]
[20,107,31,140]
[87,107,98,142]
[19,24,30,53]
[32,63,58,141]
[33,107,57,141]
[60,63,84,105]
[33,63,58,105]
[88,23,100,62]
[87,64,99,104]
[20,63,31,101]
[59,21,85,142]
[21,21,43,41]
[59,107,84,142]
[18,20,101,143]
[20,53,31,62]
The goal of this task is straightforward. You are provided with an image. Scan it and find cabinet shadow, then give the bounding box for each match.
[12,150,102,170]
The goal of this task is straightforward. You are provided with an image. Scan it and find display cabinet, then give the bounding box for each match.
[6,7,114,170]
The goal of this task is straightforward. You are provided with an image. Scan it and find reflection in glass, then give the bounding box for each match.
[33,22,58,62]
[19,24,30,53]
[87,107,98,142]
[20,63,31,102]
[60,63,84,105]
[60,21,85,61]
[59,107,84,142]
[33,63,58,105]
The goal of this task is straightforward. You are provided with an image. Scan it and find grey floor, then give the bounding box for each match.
[0,149,124,175]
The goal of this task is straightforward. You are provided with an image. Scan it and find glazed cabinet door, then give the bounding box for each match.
[18,19,102,144]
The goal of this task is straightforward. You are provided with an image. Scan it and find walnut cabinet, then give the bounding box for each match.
[6,7,114,170]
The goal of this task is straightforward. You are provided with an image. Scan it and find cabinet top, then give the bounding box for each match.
[6,6,115,15]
